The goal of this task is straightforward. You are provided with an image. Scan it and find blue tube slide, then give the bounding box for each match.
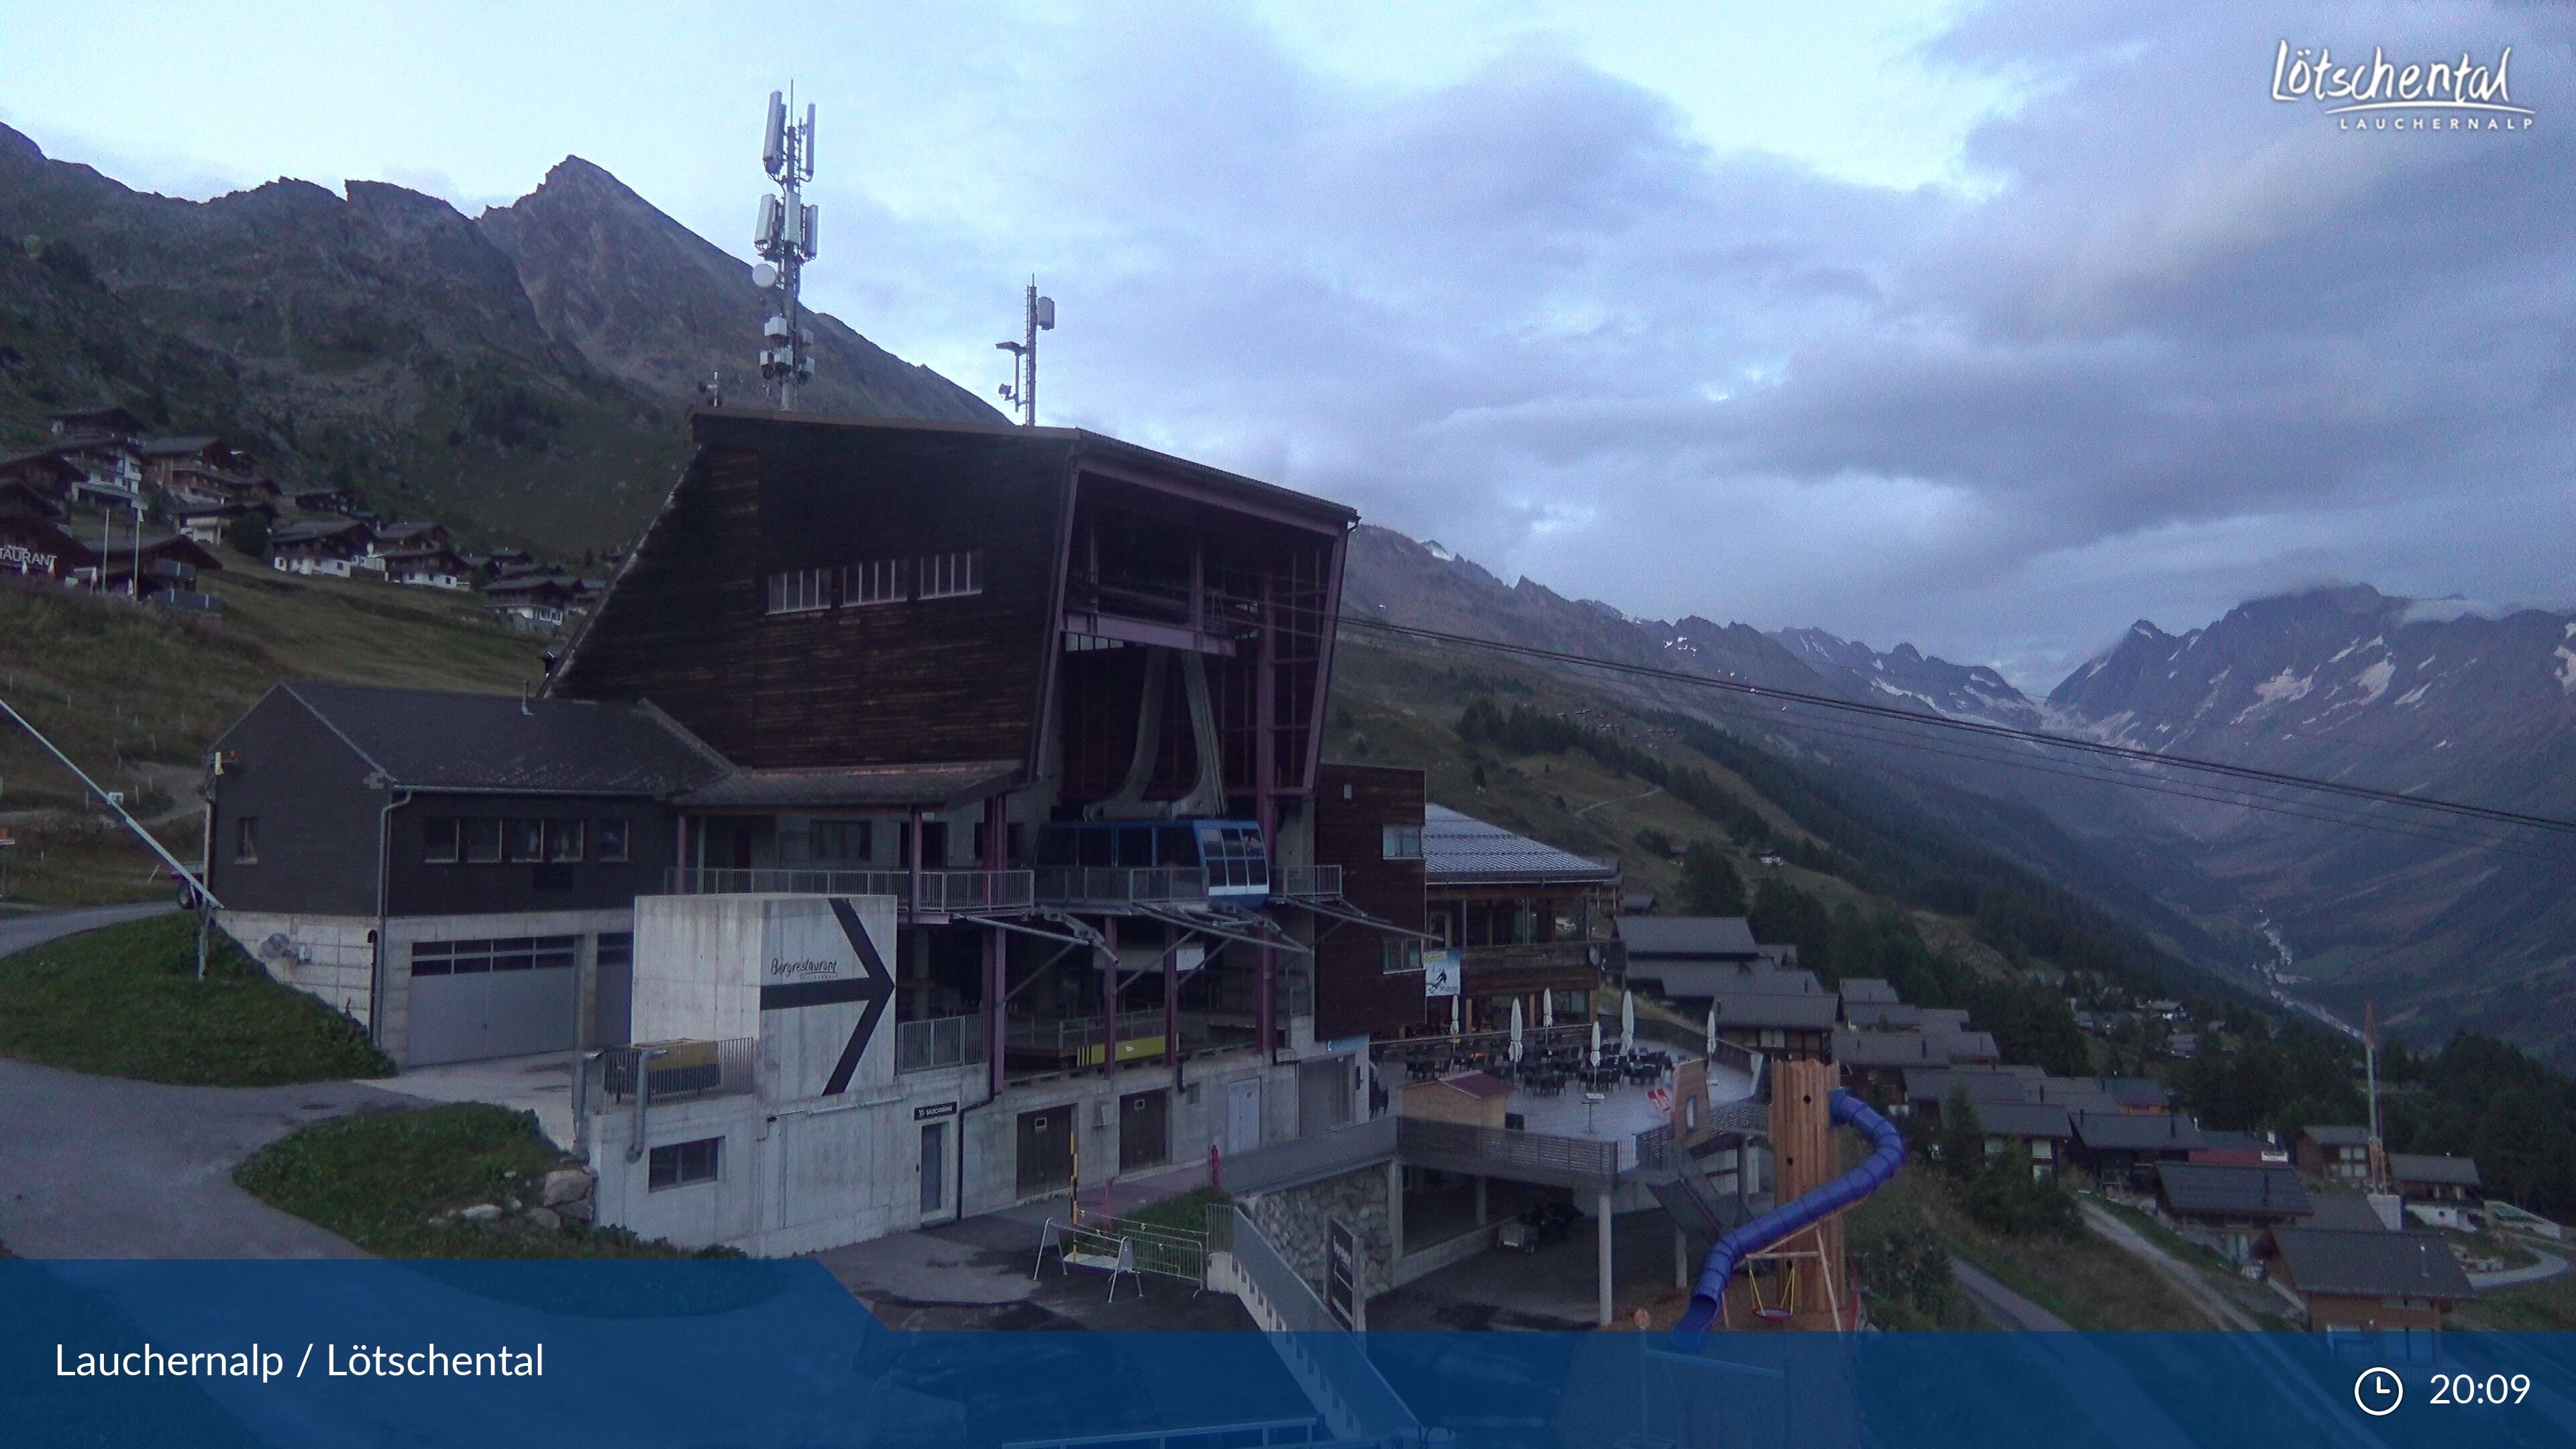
[1672,1089,1905,1338]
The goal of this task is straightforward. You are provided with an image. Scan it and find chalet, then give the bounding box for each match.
[1831,1029,2000,1094]
[1619,890,1658,917]
[1420,804,1623,1034]
[206,683,720,1059]
[2299,1193,2403,1234]
[2071,1110,2205,1189]
[2389,1153,2482,1228]
[48,405,146,441]
[1972,1101,2076,1180]
[2103,1077,2174,1115]
[484,575,580,631]
[172,498,276,547]
[1313,763,1431,1044]
[2294,1125,2373,1183]
[87,532,225,608]
[1901,1065,2042,1122]
[1619,916,1811,1000]
[41,426,148,508]
[2026,1076,2119,1115]
[378,547,470,591]
[2267,1228,2476,1332]
[2155,1162,2312,1263]
[270,519,375,578]
[142,435,266,504]
[0,506,98,582]
[0,448,85,506]
[1839,978,1900,1007]
[371,521,453,555]
[1699,989,1839,1061]
[280,483,356,516]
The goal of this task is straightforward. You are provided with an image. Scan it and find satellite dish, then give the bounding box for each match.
[752,262,778,289]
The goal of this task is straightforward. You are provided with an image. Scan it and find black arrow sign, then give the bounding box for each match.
[755,898,894,1096]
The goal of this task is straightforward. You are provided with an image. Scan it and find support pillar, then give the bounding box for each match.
[1473,1175,1488,1226]
[1165,937,1181,1090]
[983,795,1006,1096]
[1674,1225,1690,1291]
[1253,570,1277,1059]
[1386,1159,1405,1279]
[1596,1189,1615,1328]
[1102,915,1120,1081]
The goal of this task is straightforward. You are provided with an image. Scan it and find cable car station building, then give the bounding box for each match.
[541,408,1432,1247]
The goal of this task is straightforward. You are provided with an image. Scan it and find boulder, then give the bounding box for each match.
[555,1198,594,1223]
[539,1167,596,1207]
[523,1206,561,1232]
[459,1203,502,1226]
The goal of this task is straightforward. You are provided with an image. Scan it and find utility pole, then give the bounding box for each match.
[752,87,819,409]
[995,279,1056,426]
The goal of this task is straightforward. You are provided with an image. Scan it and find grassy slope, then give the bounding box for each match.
[1858,1167,2214,1332]
[234,1103,729,1260]
[0,549,537,905]
[0,911,392,1083]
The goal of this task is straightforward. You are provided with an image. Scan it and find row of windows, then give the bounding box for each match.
[765,550,984,616]
[411,935,580,977]
[423,817,633,865]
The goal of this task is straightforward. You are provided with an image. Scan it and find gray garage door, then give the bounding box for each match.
[409,935,580,1066]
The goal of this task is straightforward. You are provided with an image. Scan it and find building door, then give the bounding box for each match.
[1119,1089,1169,1171]
[1299,1058,1352,1134]
[408,936,579,1067]
[1016,1105,1075,1197]
[1226,1078,1262,1155]
[919,1122,947,1216]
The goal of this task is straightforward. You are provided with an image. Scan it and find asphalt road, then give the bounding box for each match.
[0,1057,421,1258]
[0,900,174,959]
[1,902,423,1258]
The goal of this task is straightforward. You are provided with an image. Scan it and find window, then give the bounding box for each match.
[596,932,633,969]
[765,567,830,614]
[917,549,981,599]
[423,817,461,865]
[813,820,871,862]
[842,557,905,606]
[648,1136,722,1191]
[1382,941,1424,974]
[233,816,258,864]
[464,818,504,863]
[505,818,545,863]
[595,817,631,863]
[411,936,577,977]
[1381,824,1423,860]
[543,818,584,863]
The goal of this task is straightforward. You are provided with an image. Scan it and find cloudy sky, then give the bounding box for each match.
[5,1,2570,686]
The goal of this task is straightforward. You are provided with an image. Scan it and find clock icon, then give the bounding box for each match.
[2354,1366,2404,1417]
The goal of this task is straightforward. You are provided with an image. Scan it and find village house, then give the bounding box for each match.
[378,546,471,590]
[1970,1101,2076,1180]
[2294,1124,2375,1183]
[2190,1129,2290,1167]
[2266,1227,2477,1332]
[2153,1161,2313,1263]
[2071,1110,2206,1190]
[1831,1028,2002,1096]
[0,447,87,506]
[0,504,97,582]
[269,519,376,578]
[484,574,580,631]
[2389,1153,2483,1229]
[1419,804,1623,1036]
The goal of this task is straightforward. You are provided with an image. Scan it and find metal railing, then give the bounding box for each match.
[1034,865,1209,905]
[661,867,1034,912]
[1395,1116,1620,1190]
[1004,1010,1168,1052]
[578,1037,759,1111]
[1221,1207,1420,1439]
[896,1014,989,1073]
[1275,863,1341,898]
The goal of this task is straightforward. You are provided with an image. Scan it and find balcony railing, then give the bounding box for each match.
[1275,863,1341,899]
[1033,865,1209,906]
[1458,938,1619,983]
[896,1014,989,1074]
[661,867,1034,913]
[577,1038,758,1112]
[1395,1116,1620,1191]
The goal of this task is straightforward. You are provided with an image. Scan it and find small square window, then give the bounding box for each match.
[649,1136,722,1190]
[463,818,504,863]
[1381,941,1424,975]
[506,818,545,863]
[544,818,584,863]
[233,816,259,864]
[593,817,630,863]
[1381,824,1423,860]
[422,817,461,865]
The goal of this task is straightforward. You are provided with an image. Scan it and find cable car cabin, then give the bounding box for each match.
[1033,819,1271,904]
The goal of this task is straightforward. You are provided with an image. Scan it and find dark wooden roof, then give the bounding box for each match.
[2271,1228,2475,1301]
[2156,1162,2312,1218]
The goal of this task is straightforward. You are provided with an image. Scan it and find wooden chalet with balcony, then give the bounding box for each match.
[1417,804,1623,1034]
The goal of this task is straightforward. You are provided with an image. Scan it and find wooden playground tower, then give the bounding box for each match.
[1725,1059,1858,1332]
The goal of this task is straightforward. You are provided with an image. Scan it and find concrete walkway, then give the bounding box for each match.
[392,1051,579,1149]
[2078,1200,2256,1331]
[2471,1244,2571,1289]
[0,900,174,959]
[0,1057,422,1258]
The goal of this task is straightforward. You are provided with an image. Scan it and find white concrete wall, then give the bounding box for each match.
[219,911,376,1024]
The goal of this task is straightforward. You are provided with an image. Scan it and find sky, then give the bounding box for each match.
[3,0,2571,688]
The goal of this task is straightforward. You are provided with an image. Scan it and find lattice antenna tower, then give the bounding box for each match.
[752,86,819,409]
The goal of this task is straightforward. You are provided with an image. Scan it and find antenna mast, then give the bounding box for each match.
[994,278,1055,426]
[753,86,819,409]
